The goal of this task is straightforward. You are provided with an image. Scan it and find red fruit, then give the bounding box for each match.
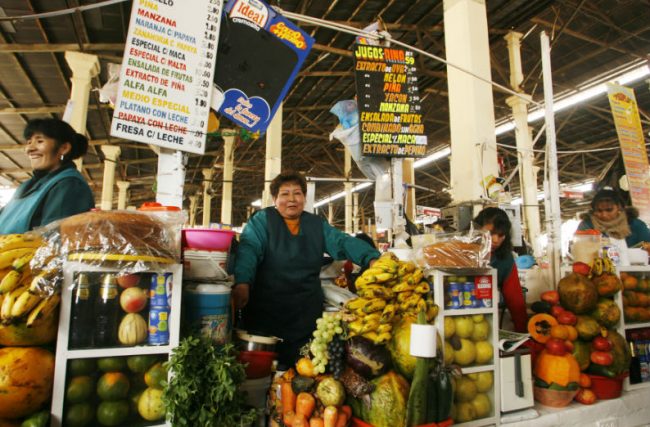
[541,290,560,305]
[550,305,565,318]
[574,388,597,405]
[591,336,612,352]
[557,310,577,326]
[564,340,574,353]
[590,351,614,366]
[572,262,592,277]
[545,337,567,356]
[120,287,148,313]
[117,274,140,289]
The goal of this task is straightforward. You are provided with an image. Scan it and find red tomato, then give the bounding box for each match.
[545,337,567,356]
[574,388,597,405]
[591,336,612,352]
[572,262,592,277]
[564,340,574,353]
[550,305,566,319]
[590,351,614,366]
[541,290,560,305]
[557,310,577,326]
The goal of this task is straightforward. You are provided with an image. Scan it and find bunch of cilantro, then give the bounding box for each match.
[163,337,258,426]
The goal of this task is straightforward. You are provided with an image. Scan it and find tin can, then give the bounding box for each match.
[463,282,476,308]
[150,273,172,307]
[148,306,170,345]
[474,275,493,308]
[449,282,463,309]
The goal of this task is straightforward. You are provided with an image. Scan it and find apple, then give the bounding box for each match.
[541,290,560,305]
[557,310,577,326]
[117,274,140,288]
[572,262,592,276]
[592,336,612,352]
[550,304,565,318]
[120,287,148,313]
[545,337,567,356]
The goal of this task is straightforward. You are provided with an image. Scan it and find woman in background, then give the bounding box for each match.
[0,118,94,234]
[473,207,528,332]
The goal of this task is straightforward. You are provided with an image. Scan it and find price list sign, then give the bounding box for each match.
[110,0,224,154]
[353,44,427,158]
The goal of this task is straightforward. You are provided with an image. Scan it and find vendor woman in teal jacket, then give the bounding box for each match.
[0,119,94,234]
[233,171,380,367]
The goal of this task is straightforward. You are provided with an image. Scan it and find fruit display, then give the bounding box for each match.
[344,254,437,346]
[450,372,494,423]
[63,355,167,426]
[529,258,630,406]
[444,315,493,367]
[621,272,650,323]
[0,234,61,346]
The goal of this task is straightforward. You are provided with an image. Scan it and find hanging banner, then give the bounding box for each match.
[353,44,427,158]
[211,0,314,133]
[607,83,650,223]
[110,0,224,154]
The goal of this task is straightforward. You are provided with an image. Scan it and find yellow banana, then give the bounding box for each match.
[380,304,396,324]
[393,281,416,293]
[406,270,423,285]
[360,319,380,333]
[0,268,10,282]
[355,275,375,288]
[362,312,382,324]
[11,251,34,272]
[371,331,392,345]
[0,248,35,270]
[348,319,364,334]
[362,298,386,314]
[416,298,427,313]
[345,297,370,311]
[362,331,380,342]
[414,282,431,295]
[362,267,387,277]
[398,261,416,275]
[374,272,395,283]
[26,294,60,327]
[377,323,392,334]
[397,291,414,303]
[426,303,439,322]
[1,285,28,321]
[29,269,58,293]
[0,270,22,294]
[358,286,393,300]
[400,294,422,310]
[11,290,41,318]
[0,234,42,253]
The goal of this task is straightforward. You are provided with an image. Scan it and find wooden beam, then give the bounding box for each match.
[0,43,125,53]
[0,104,111,115]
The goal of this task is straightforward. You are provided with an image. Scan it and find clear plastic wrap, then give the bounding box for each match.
[414,229,492,269]
[28,210,184,295]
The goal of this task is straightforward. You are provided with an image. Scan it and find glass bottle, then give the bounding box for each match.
[629,338,642,384]
[69,273,94,349]
[94,273,120,347]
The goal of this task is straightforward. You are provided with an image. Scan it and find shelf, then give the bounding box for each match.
[65,345,174,359]
[427,267,494,276]
[618,265,650,273]
[460,364,496,374]
[442,308,495,316]
[453,415,498,427]
[623,321,650,330]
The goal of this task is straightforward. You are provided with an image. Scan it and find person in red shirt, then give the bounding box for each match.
[473,207,528,332]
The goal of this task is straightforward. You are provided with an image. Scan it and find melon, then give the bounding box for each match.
[118,313,147,346]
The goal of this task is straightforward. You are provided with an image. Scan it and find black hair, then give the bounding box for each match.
[354,232,376,249]
[591,187,624,211]
[473,207,513,257]
[270,170,307,198]
[24,118,89,163]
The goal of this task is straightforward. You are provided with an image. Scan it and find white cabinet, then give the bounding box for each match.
[50,262,182,427]
[429,268,500,427]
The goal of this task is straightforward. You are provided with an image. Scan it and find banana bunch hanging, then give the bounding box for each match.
[345,252,438,345]
[590,255,616,277]
[0,234,60,326]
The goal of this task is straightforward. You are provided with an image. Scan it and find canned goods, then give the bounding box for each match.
[150,273,172,307]
[148,306,170,345]
[463,282,476,308]
[449,282,463,309]
[474,275,493,308]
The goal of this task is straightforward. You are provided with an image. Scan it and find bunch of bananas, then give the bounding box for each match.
[0,234,60,327]
[590,256,616,277]
[344,253,439,345]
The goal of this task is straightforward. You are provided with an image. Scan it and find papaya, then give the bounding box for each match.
[362,371,410,427]
[0,308,57,346]
[558,273,599,314]
[590,298,621,329]
[591,273,622,297]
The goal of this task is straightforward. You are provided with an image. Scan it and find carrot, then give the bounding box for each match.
[295,392,316,419]
[293,415,309,427]
[323,406,338,427]
[283,410,296,427]
[281,381,297,414]
[335,411,348,427]
[340,405,352,420]
[309,417,325,427]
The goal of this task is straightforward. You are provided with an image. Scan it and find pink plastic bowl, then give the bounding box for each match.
[183,229,236,251]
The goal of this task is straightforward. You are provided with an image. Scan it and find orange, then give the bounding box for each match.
[578,373,591,388]
[97,372,130,401]
[550,325,569,340]
[565,325,578,341]
[623,275,638,290]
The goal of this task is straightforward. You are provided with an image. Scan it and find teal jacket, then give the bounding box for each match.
[577,210,650,248]
[0,163,94,234]
[235,208,380,286]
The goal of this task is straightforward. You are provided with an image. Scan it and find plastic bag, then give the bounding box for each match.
[330,124,389,180]
[98,63,121,107]
[414,229,491,269]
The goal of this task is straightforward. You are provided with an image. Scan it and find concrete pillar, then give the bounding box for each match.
[202,168,214,227]
[353,193,360,234]
[156,149,186,209]
[189,195,199,227]
[221,129,236,225]
[116,181,130,210]
[64,51,100,170]
[403,159,416,221]
[444,0,499,202]
[100,145,121,210]
[328,203,334,224]
[344,148,353,234]
[262,104,282,208]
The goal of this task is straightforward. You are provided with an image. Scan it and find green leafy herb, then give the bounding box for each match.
[163,337,258,426]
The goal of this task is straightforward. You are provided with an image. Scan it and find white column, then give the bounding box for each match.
[328,203,334,224]
[444,0,499,202]
[189,194,199,227]
[202,168,214,227]
[64,52,100,170]
[353,192,360,234]
[156,149,186,209]
[100,145,121,211]
[221,129,236,225]
[262,104,282,208]
[305,181,316,213]
[403,159,416,221]
[116,181,130,210]
[344,148,353,234]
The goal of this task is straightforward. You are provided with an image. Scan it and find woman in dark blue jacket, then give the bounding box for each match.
[0,119,94,234]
